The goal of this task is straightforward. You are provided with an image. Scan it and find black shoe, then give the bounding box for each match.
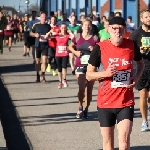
[72,70,75,75]
[23,53,26,56]
[83,110,88,119]
[35,76,40,82]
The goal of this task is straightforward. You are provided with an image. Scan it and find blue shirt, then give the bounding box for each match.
[28,18,40,31]
[57,20,70,26]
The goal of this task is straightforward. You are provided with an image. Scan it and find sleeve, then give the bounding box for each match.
[32,24,36,33]
[133,41,142,61]
[129,29,139,42]
[77,26,82,33]
[94,35,100,43]
[88,44,101,67]
[72,36,76,44]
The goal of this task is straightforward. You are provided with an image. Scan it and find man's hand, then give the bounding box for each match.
[35,33,40,38]
[75,51,82,57]
[88,46,93,51]
[105,63,117,77]
[126,76,139,89]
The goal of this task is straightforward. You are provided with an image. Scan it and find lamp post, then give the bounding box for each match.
[18,0,21,14]
[25,0,29,14]
[36,0,38,13]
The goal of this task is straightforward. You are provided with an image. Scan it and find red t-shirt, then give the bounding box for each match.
[55,34,70,57]
[48,25,60,48]
[4,21,14,36]
[97,39,135,108]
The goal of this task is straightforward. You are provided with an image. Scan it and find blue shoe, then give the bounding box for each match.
[141,121,149,132]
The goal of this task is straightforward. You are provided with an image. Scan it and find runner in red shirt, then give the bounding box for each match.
[46,23,72,89]
[47,16,60,76]
[4,15,14,51]
[86,17,144,150]
[12,14,20,44]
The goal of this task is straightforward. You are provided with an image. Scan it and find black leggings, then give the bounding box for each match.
[55,56,69,72]
[48,47,57,70]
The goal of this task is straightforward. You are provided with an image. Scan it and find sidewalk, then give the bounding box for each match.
[0,42,150,150]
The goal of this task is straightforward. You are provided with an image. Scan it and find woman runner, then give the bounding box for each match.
[46,23,73,88]
[69,19,99,118]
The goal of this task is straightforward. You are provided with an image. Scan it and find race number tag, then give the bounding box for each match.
[39,35,47,42]
[80,55,90,65]
[111,69,131,88]
[141,37,150,48]
[58,46,67,53]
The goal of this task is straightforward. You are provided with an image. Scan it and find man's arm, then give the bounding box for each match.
[86,45,117,81]
[30,23,38,37]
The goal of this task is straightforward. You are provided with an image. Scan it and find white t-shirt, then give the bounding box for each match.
[92,21,99,27]
[126,23,136,33]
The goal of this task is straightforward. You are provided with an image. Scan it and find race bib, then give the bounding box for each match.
[80,55,90,65]
[39,35,47,42]
[58,46,67,53]
[111,69,131,88]
[141,37,150,48]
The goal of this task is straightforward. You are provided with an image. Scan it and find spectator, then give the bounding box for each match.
[126,16,136,33]
[57,14,70,26]
[115,12,122,17]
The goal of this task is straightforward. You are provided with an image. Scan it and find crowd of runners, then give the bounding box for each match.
[0,8,150,150]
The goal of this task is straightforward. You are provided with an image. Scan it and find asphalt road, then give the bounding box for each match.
[0,42,150,150]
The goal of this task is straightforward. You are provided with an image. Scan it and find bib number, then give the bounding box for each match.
[80,55,90,65]
[58,46,67,53]
[39,35,47,42]
[111,70,131,88]
[141,37,150,48]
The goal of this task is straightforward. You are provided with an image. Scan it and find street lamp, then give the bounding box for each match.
[18,0,21,13]
[25,0,30,14]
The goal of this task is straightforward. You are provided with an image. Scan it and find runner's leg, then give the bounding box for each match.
[62,56,69,87]
[84,80,95,117]
[8,36,12,51]
[117,106,134,150]
[56,57,63,89]
[139,89,148,121]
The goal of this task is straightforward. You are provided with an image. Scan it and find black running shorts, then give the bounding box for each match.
[136,70,150,91]
[35,47,48,58]
[4,35,13,40]
[98,106,134,127]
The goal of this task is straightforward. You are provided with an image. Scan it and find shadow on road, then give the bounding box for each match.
[98,146,150,150]
[0,148,7,150]
[0,63,34,74]
[0,77,32,150]
[20,110,98,126]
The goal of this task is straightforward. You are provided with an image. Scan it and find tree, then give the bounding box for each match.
[29,4,40,15]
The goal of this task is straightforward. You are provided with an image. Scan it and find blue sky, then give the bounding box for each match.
[0,0,148,12]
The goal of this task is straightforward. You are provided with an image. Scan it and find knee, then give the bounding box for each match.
[140,90,148,99]
[36,60,40,65]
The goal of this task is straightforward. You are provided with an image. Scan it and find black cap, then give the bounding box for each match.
[32,10,37,14]
[128,16,132,20]
[109,17,126,27]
